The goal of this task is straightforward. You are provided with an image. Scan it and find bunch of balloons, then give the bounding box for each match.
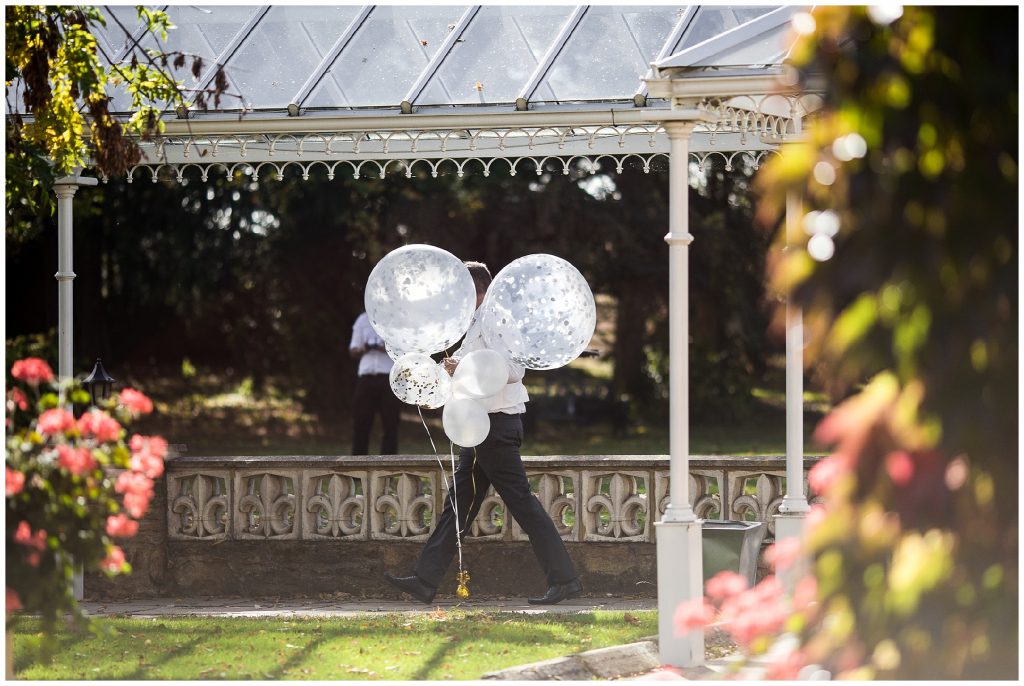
[364,244,596,447]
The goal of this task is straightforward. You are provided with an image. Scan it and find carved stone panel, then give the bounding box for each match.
[302,471,368,540]
[234,470,300,540]
[167,471,231,541]
[509,471,579,542]
[728,471,785,538]
[435,479,505,542]
[581,471,650,542]
[369,471,437,541]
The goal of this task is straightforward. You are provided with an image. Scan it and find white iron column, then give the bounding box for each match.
[774,188,810,590]
[54,172,97,602]
[655,121,704,668]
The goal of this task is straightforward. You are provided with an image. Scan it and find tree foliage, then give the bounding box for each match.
[756,6,1016,678]
[5,5,229,242]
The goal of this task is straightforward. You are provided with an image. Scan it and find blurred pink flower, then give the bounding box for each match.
[11,358,54,385]
[764,537,802,571]
[793,575,818,613]
[885,450,915,486]
[10,387,29,411]
[37,408,76,436]
[6,467,25,496]
[14,521,47,567]
[673,597,715,635]
[805,504,828,532]
[119,388,154,415]
[101,546,127,574]
[6,587,21,614]
[764,650,807,680]
[106,513,139,538]
[129,435,167,479]
[705,570,748,601]
[57,444,97,476]
[115,471,154,518]
[718,576,788,646]
[77,410,122,443]
[808,456,846,494]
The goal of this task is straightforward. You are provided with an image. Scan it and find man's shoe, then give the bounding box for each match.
[528,578,583,605]
[384,571,437,604]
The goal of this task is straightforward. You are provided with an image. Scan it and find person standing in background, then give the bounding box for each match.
[349,312,400,455]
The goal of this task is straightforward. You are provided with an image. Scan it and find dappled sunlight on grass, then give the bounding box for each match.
[12,611,658,680]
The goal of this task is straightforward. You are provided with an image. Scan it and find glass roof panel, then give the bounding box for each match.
[693,22,793,67]
[224,5,364,109]
[674,6,774,52]
[415,5,574,106]
[105,6,263,112]
[304,5,468,109]
[91,5,150,61]
[537,6,679,102]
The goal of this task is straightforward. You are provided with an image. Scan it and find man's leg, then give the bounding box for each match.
[478,415,578,587]
[378,376,401,455]
[351,376,374,455]
[414,448,491,588]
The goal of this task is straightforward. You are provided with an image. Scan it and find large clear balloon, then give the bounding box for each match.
[365,245,477,355]
[481,254,596,370]
[385,341,410,362]
[442,398,490,447]
[451,349,509,399]
[389,353,452,409]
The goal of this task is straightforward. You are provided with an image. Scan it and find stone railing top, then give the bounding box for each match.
[166,454,825,470]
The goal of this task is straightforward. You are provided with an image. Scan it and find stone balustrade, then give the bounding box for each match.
[86,453,823,600]
[165,454,823,545]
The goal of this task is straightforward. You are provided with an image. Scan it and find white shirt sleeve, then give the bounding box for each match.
[349,315,368,350]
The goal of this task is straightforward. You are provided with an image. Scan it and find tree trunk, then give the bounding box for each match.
[612,284,653,401]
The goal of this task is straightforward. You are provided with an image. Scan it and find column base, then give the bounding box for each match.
[655,519,704,668]
[773,512,809,592]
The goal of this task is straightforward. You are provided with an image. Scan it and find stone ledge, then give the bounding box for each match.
[483,640,661,680]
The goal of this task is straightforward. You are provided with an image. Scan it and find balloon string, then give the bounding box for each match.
[416,406,465,582]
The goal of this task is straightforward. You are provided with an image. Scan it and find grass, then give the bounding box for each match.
[12,610,658,680]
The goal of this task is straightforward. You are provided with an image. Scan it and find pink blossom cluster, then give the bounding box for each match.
[115,470,154,518]
[106,513,139,538]
[77,410,122,443]
[129,434,167,479]
[6,587,22,614]
[11,358,54,385]
[57,444,97,476]
[37,408,76,436]
[6,467,25,496]
[9,387,29,411]
[100,546,127,574]
[14,521,47,567]
[119,388,154,415]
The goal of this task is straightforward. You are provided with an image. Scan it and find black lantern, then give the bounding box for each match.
[83,358,115,406]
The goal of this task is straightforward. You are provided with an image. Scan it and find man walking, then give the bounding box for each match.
[384,262,582,605]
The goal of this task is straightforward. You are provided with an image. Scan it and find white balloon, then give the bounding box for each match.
[385,341,410,362]
[365,245,477,355]
[481,254,596,370]
[442,398,491,447]
[389,353,451,409]
[451,349,509,399]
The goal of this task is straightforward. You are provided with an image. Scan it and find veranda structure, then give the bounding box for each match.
[48,4,822,667]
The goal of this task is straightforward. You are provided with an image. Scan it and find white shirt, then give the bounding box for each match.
[349,313,394,376]
[453,312,528,415]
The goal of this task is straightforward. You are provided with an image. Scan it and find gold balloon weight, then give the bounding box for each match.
[456,570,471,599]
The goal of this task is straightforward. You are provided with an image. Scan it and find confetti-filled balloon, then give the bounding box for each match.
[389,353,451,409]
[442,398,490,447]
[451,349,509,399]
[481,254,596,370]
[365,245,477,355]
[385,341,411,362]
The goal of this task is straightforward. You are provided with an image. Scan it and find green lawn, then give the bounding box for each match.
[12,611,658,680]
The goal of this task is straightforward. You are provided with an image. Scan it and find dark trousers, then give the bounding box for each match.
[414,413,577,588]
[351,374,400,455]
